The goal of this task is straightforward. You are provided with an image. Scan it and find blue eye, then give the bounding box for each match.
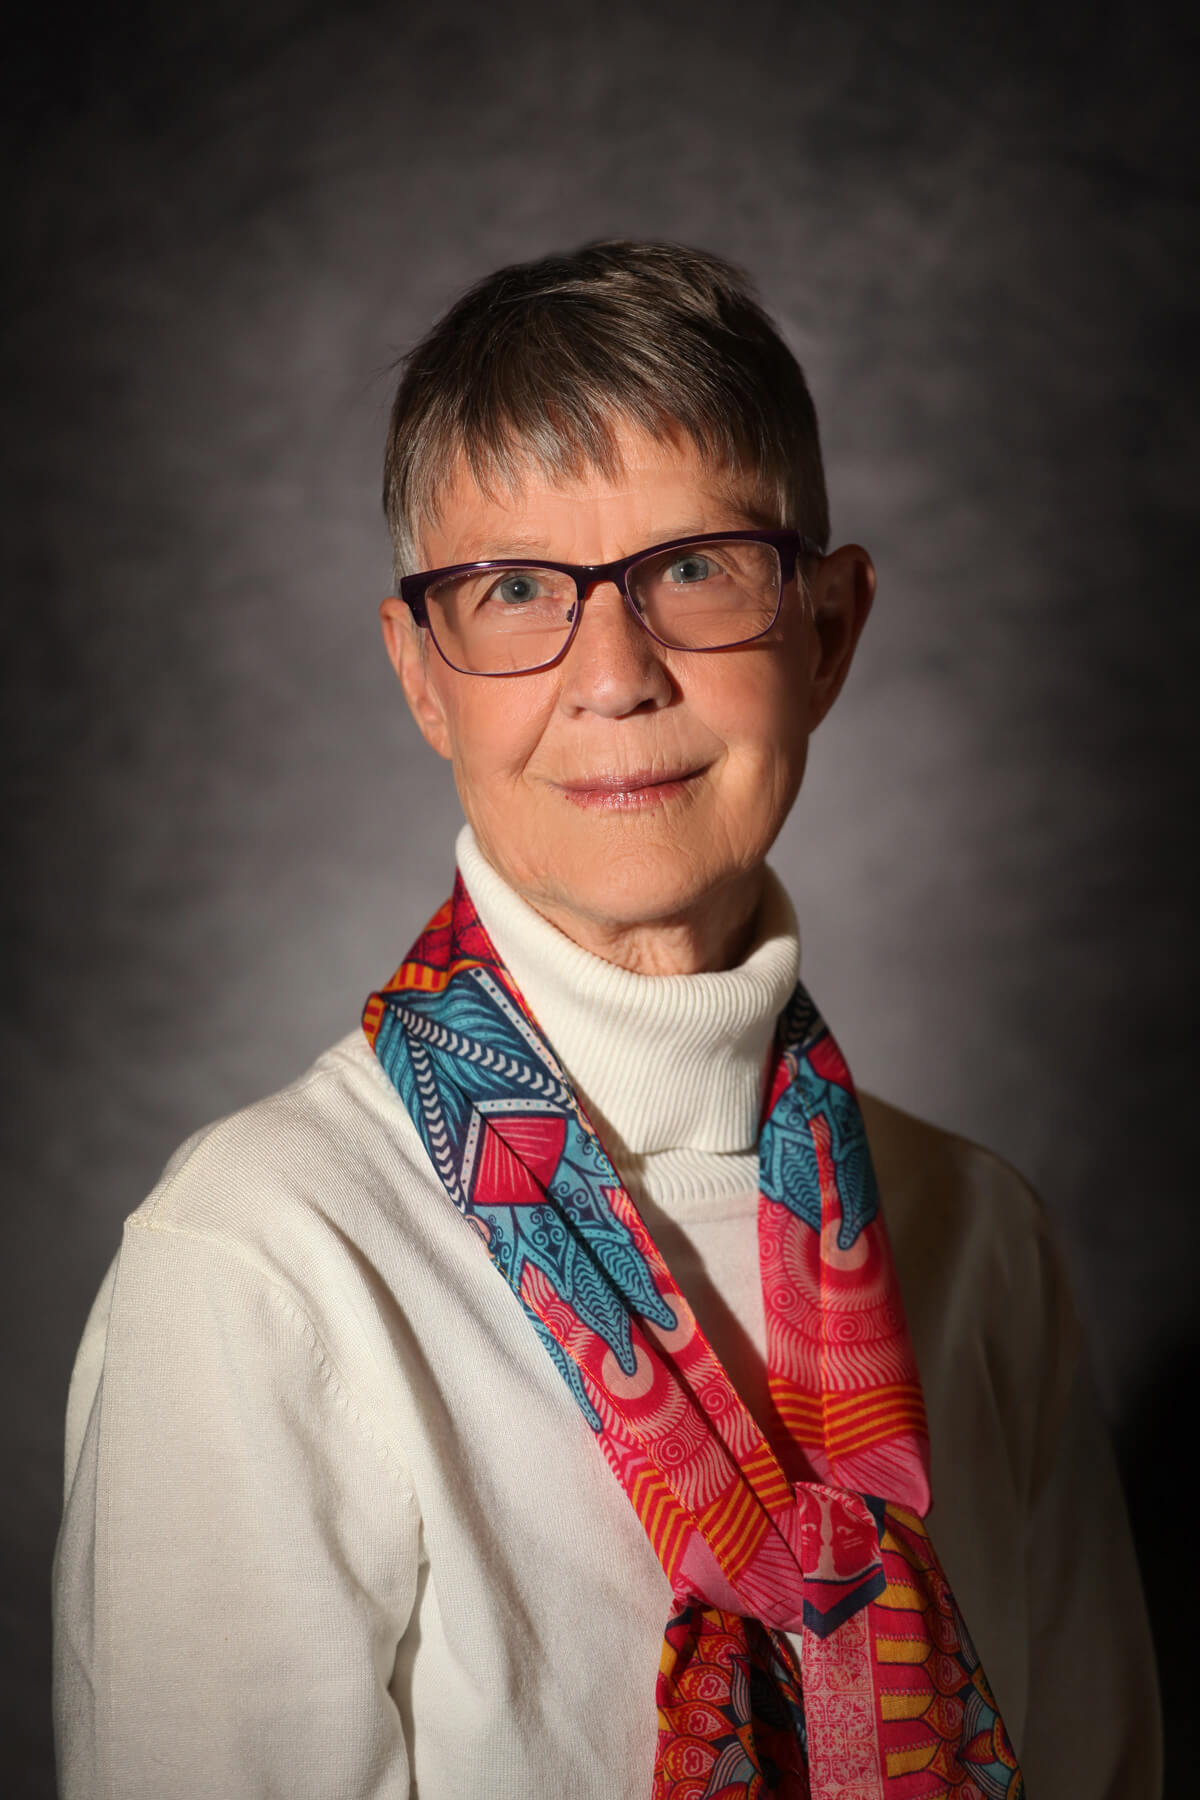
[664,554,716,584]
[495,574,542,604]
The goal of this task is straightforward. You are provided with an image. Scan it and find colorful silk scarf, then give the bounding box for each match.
[364,878,1022,1799]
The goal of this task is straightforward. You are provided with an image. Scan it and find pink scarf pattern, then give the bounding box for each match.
[364,878,1022,1798]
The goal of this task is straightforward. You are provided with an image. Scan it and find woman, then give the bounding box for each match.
[53,242,1159,1797]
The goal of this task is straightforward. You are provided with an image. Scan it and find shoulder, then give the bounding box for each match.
[858,1088,1052,1287]
[858,1088,1079,1399]
[66,1030,444,1497]
[123,1030,437,1305]
[860,1089,1081,1484]
[858,1088,1038,1214]
[141,1030,420,1211]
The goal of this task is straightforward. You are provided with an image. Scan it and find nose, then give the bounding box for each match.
[557,579,674,718]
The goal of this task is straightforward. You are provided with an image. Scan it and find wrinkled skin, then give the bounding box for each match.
[381,423,874,976]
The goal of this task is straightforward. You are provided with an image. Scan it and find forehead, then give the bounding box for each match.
[418,421,774,567]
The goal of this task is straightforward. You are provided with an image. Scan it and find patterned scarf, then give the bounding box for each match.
[364,877,1022,1798]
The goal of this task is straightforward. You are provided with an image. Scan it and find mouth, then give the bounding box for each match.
[554,767,706,810]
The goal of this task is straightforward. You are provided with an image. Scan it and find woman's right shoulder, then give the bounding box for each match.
[66,1029,450,1491]
[128,1028,430,1250]
[100,1028,452,1354]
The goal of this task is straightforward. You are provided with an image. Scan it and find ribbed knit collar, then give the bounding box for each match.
[456,826,800,1159]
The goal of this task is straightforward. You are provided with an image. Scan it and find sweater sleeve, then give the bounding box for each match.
[52,1216,422,1800]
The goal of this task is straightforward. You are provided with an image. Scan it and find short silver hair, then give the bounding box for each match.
[382,240,830,582]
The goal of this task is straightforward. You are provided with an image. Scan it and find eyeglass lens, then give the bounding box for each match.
[424,539,783,674]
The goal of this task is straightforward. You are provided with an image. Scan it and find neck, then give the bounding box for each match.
[483,867,769,977]
[454,823,801,1157]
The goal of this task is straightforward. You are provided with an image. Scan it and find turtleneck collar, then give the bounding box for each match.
[455,825,801,1160]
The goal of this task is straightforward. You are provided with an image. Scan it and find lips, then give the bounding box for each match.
[555,767,704,809]
[560,768,698,792]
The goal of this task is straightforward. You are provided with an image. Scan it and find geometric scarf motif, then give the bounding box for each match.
[364,877,1023,1799]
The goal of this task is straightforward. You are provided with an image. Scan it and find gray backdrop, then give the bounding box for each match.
[5,1,1197,1791]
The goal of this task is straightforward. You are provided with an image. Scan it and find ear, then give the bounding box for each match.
[379,597,453,760]
[804,544,876,731]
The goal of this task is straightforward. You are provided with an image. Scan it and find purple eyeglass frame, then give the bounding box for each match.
[398,527,823,676]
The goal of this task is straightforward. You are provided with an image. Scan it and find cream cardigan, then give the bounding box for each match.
[52,830,1161,1797]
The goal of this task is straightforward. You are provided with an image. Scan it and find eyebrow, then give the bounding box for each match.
[456,520,760,563]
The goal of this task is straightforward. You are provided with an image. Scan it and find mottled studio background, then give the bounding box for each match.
[4,1,1198,1792]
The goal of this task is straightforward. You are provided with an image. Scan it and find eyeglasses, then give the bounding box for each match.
[398,528,821,676]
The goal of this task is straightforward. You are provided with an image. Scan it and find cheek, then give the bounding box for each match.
[439,679,553,787]
[700,659,809,785]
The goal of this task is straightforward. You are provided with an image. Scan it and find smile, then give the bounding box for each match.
[554,768,705,810]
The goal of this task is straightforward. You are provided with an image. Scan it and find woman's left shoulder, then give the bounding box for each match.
[857,1089,1078,1399]
[859,1088,1054,1274]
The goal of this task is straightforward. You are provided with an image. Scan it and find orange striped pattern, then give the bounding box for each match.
[771,1380,927,1463]
[822,1382,928,1460]
[878,1574,927,1614]
[880,1507,932,1568]
[698,1479,770,1578]
[629,1466,692,1582]
[365,879,1025,1797]
[361,993,387,1048]
[367,955,492,1044]
[769,1388,824,1448]
[885,1740,940,1779]
[388,953,486,994]
[740,1439,793,1513]
[877,1513,937,1616]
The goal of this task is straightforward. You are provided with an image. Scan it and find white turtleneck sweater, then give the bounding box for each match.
[53,829,1160,1799]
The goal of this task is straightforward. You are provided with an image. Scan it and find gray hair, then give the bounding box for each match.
[382,240,830,581]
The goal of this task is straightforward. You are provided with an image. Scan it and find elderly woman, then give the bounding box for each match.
[54,242,1158,1798]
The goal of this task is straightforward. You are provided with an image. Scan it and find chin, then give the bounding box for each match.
[541,856,734,934]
